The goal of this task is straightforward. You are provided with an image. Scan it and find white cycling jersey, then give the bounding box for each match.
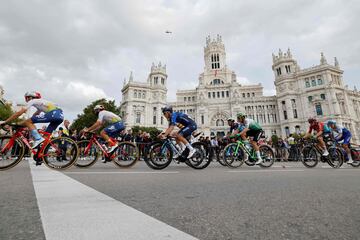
[26,99,59,113]
[98,110,121,124]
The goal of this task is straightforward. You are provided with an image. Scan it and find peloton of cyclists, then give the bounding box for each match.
[304,118,331,156]
[327,120,354,164]
[0,91,64,148]
[159,105,197,159]
[232,112,264,165]
[83,105,125,155]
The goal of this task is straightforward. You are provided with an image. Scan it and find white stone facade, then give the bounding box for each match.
[120,35,360,143]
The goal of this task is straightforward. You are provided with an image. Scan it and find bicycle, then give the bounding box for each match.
[76,132,139,168]
[0,124,79,170]
[336,142,360,168]
[223,134,274,168]
[145,136,210,170]
[301,137,343,168]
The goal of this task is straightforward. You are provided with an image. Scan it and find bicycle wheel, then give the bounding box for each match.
[146,141,173,170]
[301,146,318,168]
[186,142,210,170]
[42,137,79,170]
[259,145,275,168]
[349,148,360,167]
[327,147,343,169]
[0,136,25,170]
[112,142,139,168]
[223,143,245,168]
[217,149,227,166]
[76,140,100,168]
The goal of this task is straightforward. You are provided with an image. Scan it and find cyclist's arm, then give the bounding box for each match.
[315,130,323,138]
[304,131,311,139]
[163,125,175,137]
[2,107,27,124]
[240,127,249,136]
[31,109,42,118]
[86,120,102,132]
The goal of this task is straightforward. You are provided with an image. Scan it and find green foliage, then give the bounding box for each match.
[71,98,121,132]
[131,126,161,139]
[0,102,14,120]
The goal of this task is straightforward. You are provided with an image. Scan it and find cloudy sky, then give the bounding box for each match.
[0,0,359,120]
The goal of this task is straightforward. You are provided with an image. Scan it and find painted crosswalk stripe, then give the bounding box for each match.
[29,163,198,240]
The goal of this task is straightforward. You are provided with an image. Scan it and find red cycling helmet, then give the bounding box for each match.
[24,91,41,101]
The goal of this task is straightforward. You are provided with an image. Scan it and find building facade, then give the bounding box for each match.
[120,35,360,143]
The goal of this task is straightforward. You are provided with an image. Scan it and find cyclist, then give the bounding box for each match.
[83,105,124,154]
[233,112,263,164]
[304,118,329,156]
[0,91,63,148]
[327,120,353,164]
[160,106,197,158]
[227,118,239,134]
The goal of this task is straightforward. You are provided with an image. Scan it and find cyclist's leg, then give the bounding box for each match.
[45,109,64,134]
[176,124,197,157]
[317,136,328,155]
[342,131,352,162]
[102,122,125,152]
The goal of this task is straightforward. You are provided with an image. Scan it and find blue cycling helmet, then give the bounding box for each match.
[161,105,173,113]
[327,120,336,126]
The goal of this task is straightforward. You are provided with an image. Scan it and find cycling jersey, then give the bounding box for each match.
[331,125,352,144]
[26,99,59,113]
[243,118,262,131]
[98,110,122,124]
[169,112,196,127]
[308,122,331,134]
[169,112,197,138]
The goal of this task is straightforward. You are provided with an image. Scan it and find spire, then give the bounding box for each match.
[334,57,339,68]
[320,52,327,65]
[123,77,126,86]
[287,48,292,58]
[278,48,283,57]
[129,71,133,82]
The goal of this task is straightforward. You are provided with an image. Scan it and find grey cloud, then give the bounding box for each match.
[0,0,359,120]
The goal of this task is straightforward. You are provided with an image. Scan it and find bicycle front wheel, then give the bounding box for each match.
[0,136,25,171]
[112,142,139,168]
[146,141,173,170]
[259,145,275,168]
[76,140,100,168]
[42,137,79,170]
[301,146,318,168]
[327,147,343,169]
[223,143,245,168]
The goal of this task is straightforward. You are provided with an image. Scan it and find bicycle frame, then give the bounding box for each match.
[82,134,125,160]
[233,139,257,159]
[1,127,59,159]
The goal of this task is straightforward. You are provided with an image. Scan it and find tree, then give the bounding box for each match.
[0,101,14,121]
[71,98,121,132]
[131,126,161,139]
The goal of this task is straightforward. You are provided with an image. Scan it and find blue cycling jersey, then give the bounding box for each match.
[169,112,195,127]
[229,122,239,133]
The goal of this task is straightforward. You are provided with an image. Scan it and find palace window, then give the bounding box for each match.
[226,91,229,97]
[311,79,316,86]
[136,112,141,124]
[293,109,298,119]
[208,92,211,98]
[252,93,255,97]
[308,96,313,102]
[315,104,323,116]
[184,97,186,102]
[317,76,323,85]
[201,115,204,125]
[154,76,158,84]
[305,80,310,88]
[213,92,215,98]
[192,96,195,101]
[211,54,220,69]
[161,77,165,85]
[217,92,220,98]
[153,116,157,125]
[216,119,224,126]
[243,93,246,98]
[247,93,250,97]
[222,91,224,98]
[283,111,288,120]
[321,94,326,100]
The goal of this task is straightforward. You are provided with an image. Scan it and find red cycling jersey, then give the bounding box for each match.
[308,122,324,134]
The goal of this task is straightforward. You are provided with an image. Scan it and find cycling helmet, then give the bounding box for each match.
[308,117,317,124]
[161,105,173,113]
[327,120,336,126]
[94,104,105,112]
[237,112,246,119]
[227,118,235,122]
[24,91,41,100]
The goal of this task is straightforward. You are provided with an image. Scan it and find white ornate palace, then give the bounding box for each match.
[120,35,360,143]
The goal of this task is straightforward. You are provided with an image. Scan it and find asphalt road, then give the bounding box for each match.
[1,159,359,240]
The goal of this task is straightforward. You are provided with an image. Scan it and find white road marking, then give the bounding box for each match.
[66,171,179,174]
[29,163,198,240]
[227,169,304,173]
